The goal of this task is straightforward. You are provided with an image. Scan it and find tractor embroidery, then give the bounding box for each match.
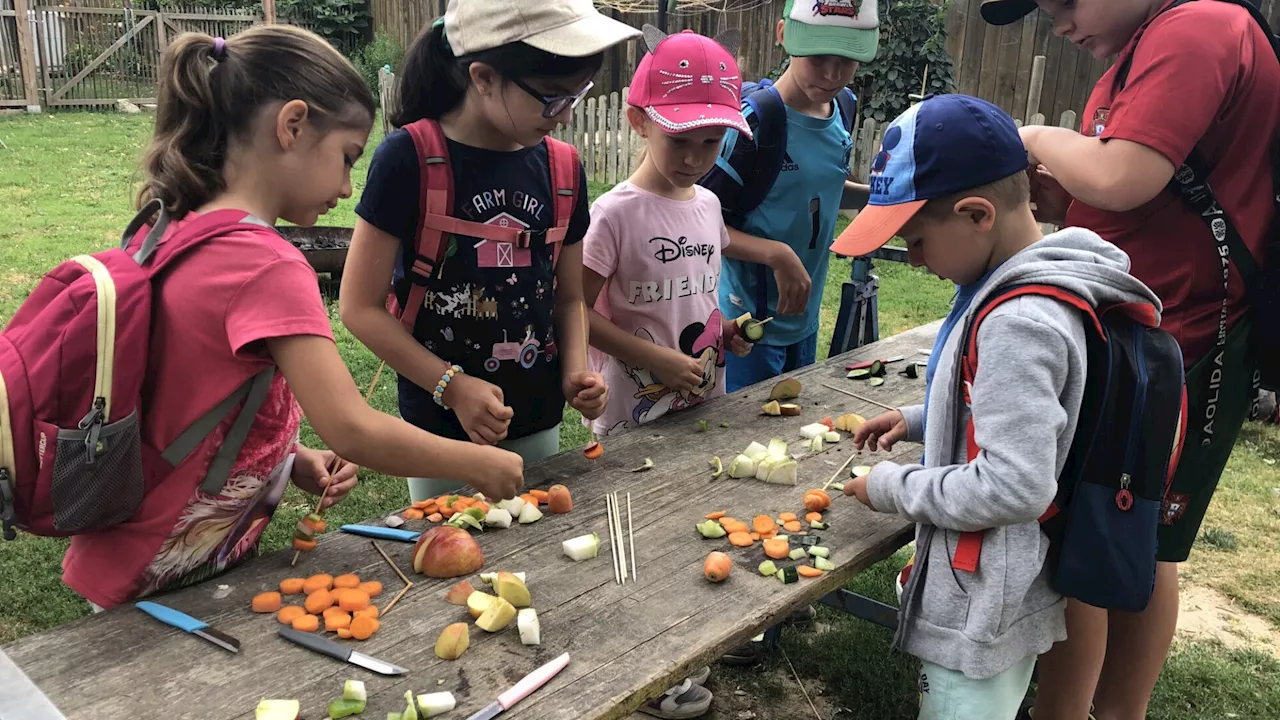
[484,327,543,373]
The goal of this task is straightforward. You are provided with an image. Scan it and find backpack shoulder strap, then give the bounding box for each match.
[951,283,1103,573]
[544,137,580,270]
[835,88,858,135]
[401,119,454,332]
[734,83,788,215]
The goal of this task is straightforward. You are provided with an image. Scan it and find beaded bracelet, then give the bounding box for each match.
[433,364,464,409]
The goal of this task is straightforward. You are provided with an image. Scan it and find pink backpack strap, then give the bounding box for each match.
[399,119,456,333]
[951,284,1105,574]
[545,138,580,270]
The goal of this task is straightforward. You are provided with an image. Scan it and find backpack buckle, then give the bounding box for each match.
[518,230,547,249]
[0,468,16,541]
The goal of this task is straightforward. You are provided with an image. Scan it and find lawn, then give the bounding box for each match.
[1,112,1278,719]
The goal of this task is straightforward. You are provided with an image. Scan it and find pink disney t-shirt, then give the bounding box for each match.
[583,183,731,438]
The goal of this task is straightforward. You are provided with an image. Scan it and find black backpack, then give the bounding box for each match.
[699,79,859,227]
[1117,0,1280,391]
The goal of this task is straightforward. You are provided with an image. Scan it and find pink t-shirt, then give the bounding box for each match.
[582,183,731,438]
[62,213,334,608]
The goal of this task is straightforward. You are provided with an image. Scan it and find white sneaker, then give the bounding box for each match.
[638,679,713,719]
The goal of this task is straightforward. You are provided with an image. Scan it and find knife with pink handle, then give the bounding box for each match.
[465,653,570,720]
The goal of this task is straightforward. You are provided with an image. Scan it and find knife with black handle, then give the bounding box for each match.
[278,627,407,675]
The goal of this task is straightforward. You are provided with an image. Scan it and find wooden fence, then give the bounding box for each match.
[378,63,1077,190]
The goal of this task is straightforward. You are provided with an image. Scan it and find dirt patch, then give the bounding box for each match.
[626,663,842,720]
[1176,583,1280,659]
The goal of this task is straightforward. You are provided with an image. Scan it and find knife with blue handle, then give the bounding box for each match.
[135,601,241,654]
[340,524,422,543]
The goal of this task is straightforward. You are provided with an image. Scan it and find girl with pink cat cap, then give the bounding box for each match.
[582,27,758,455]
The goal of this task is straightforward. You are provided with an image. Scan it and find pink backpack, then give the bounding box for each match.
[0,200,276,540]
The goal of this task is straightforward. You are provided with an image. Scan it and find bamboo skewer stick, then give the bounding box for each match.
[372,541,413,588]
[782,646,825,720]
[822,453,858,492]
[626,492,636,583]
[613,491,628,583]
[606,495,621,585]
[821,382,896,411]
[291,455,341,567]
[380,584,412,617]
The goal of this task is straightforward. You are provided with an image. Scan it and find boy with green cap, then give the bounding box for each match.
[700,0,878,394]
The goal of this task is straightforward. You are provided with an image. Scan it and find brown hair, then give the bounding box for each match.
[138,25,374,218]
[919,170,1030,220]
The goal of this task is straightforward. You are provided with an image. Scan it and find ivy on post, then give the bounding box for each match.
[854,0,956,122]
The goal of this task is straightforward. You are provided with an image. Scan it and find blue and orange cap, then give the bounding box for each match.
[831,94,1029,258]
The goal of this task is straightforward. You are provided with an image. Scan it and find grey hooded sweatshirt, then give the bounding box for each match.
[866,228,1164,680]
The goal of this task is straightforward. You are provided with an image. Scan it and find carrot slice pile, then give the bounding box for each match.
[252,592,282,613]
[291,614,320,632]
[333,574,361,589]
[350,615,380,640]
[358,581,383,598]
[279,577,306,595]
[705,511,727,520]
[302,574,333,594]
[277,606,307,625]
[305,589,334,615]
[728,531,754,547]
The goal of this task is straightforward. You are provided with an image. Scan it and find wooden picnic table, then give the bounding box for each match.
[2,321,941,720]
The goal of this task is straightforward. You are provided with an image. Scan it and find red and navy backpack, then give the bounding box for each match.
[954,284,1188,612]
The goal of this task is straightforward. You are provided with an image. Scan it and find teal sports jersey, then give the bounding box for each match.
[713,101,854,345]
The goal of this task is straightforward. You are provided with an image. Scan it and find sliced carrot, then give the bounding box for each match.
[473,501,490,515]
[452,498,474,511]
[325,612,352,632]
[705,511,727,520]
[324,605,349,619]
[403,508,425,520]
[291,614,320,632]
[252,591,283,613]
[333,574,361,589]
[355,605,380,619]
[358,581,383,598]
[520,493,539,507]
[752,515,777,535]
[728,531,754,547]
[797,565,825,578]
[422,501,439,514]
[764,538,790,560]
[750,532,761,541]
[805,512,823,524]
[279,577,306,595]
[547,485,572,514]
[292,538,317,552]
[783,521,803,533]
[778,512,798,523]
[302,516,327,533]
[721,519,750,535]
[761,529,778,540]
[305,589,335,615]
[277,606,307,625]
[411,500,432,510]
[426,513,443,523]
[337,628,353,639]
[338,589,371,612]
[302,574,333,594]
[350,615,379,640]
[583,442,603,460]
[529,489,550,503]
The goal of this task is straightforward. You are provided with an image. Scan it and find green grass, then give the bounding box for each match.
[2,111,1279,719]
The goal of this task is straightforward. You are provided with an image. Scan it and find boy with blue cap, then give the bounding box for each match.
[832,94,1163,719]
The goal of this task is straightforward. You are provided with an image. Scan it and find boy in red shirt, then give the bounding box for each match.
[982,1,1280,718]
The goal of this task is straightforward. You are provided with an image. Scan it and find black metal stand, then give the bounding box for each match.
[828,256,880,357]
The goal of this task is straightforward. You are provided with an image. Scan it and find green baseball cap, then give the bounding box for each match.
[782,0,880,62]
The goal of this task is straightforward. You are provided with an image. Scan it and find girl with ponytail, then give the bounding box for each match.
[341,0,640,502]
[68,24,524,610]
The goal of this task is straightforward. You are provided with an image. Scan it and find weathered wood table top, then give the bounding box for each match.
[4,321,941,720]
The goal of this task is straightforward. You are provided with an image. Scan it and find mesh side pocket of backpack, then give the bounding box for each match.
[49,410,144,532]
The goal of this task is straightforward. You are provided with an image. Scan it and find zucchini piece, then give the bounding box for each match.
[847,368,870,379]
[869,360,885,377]
[696,520,727,539]
[809,546,830,558]
[328,698,366,719]
[814,557,836,572]
[809,520,828,530]
[797,534,820,547]
[776,565,799,584]
[901,363,920,379]
[758,560,778,576]
[788,548,807,561]
[868,377,885,387]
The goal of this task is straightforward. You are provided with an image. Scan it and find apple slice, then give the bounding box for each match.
[466,591,498,620]
[434,622,470,660]
[494,572,532,608]
[778,403,802,416]
[255,700,300,720]
[761,400,782,416]
[768,377,801,400]
[480,571,527,585]
[475,597,517,632]
[444,580,475,606]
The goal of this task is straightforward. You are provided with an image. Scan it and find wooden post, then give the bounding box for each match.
[13,0,40,111]
[263,0,276,24]
[1024,54,1046,125]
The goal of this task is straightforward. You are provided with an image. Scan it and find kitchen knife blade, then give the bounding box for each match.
[135,601,241,654]
[465,653,570,720]
[340,524,422,543]
[278,627,407,675]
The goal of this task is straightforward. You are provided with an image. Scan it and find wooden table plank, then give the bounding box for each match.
[3,322,941,720]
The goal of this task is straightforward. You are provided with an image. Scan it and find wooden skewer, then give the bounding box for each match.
[822,453,858,492]
[615,491,628,583]
[291,455,342,567]
[371,541,413,588]
[781,646,825,720]
[380,584,412,618]
[606,495,621,585]
[626,492,636,584]
[755,316,774,326]
[821,382,896,411]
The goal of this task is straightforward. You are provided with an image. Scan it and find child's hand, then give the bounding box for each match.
[444,374,514,445]
[769,244,812,315]
[726,333,753,358]
[564,371,609,421]
[844,473,874,509]
[1029,165,1072,225]
[292,446,360,510]
[469,445,525,500]
[650,347,706,394]
[853,410,908,452]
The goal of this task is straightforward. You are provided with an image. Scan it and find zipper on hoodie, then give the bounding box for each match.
[1117,323,1150,512]
[0,367,17,539]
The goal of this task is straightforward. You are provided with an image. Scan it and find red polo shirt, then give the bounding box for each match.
[1066,0,1280,366]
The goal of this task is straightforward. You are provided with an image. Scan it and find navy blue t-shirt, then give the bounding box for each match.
[356,129,589,441]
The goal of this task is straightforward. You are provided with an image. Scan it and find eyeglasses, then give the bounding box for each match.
[509,78,595,119]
